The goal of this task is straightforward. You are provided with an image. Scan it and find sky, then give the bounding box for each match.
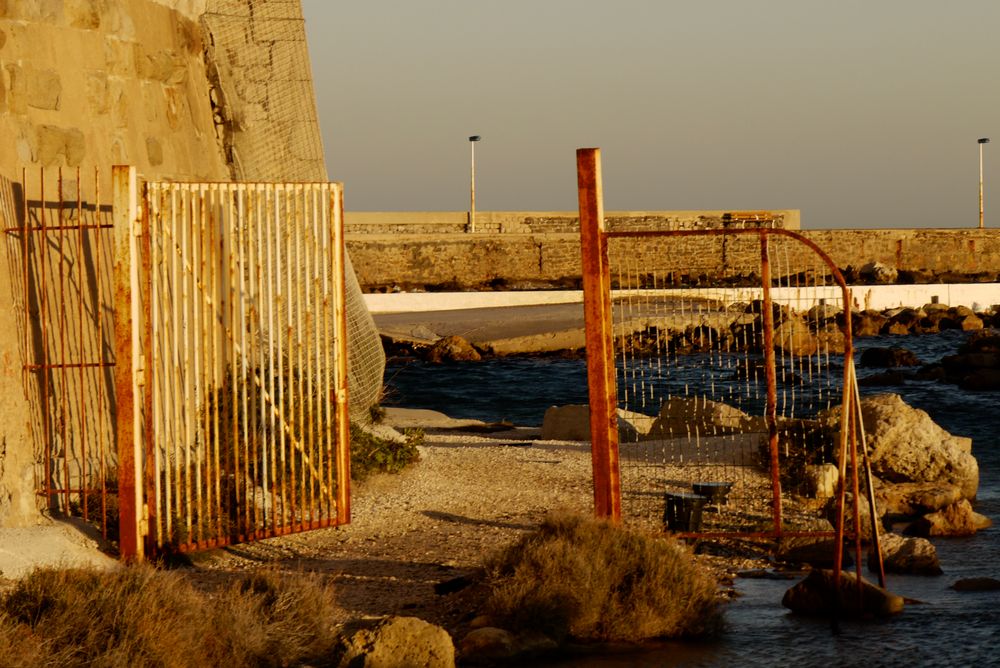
[302,1,999,229]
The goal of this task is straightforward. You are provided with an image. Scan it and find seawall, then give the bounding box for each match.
[346,220,1000,292]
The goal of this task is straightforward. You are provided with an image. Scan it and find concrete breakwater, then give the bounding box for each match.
[346,223,1000,293]
[374,289,1000,358]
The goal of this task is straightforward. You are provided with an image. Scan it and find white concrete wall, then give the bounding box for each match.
[364,284,1000,314]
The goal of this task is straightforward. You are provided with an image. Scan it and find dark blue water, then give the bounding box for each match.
[385,331,1000,667]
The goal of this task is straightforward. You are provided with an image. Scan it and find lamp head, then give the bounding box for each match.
[469,135,481,142]
[979,138,991,144]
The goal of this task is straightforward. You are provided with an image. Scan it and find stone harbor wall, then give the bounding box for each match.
[0,0,341,527]
[346,226,1000,292]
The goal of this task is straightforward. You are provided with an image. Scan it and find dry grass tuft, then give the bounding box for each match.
[0,565,342,667]
[484,513,723,643]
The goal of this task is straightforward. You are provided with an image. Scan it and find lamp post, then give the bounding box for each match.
[469,135,481,232]
[979,138,990,229]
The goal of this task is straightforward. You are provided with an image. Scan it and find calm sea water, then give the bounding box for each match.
[385,330,1000,667]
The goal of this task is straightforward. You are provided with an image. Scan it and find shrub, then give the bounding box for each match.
[484,513,723,642]
[0,565,341,667]
[349,424,422,480]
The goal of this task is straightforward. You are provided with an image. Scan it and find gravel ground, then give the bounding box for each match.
[184,409,770,636]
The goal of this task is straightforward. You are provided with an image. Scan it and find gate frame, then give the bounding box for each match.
[577,148,878,587]
[112,167,352,560]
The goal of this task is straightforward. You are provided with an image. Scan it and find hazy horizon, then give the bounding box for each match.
[303,1,998,229]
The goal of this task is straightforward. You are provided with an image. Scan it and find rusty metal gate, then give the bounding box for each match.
[577,149,873,574]
[1,168,117,538]
[114,167,351,558]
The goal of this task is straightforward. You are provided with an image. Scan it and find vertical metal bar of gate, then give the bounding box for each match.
[112,165,145,560]
[758,232,783,533]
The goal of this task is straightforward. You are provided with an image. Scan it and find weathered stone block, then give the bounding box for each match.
[163,84,189,130]
[205,0,251,17]
[85,69,109,113]
[138,48,187,84]
[36,125,86,167]
[249,2,304,21]
[251,15,303,43]
[141,81,161,122]
[103,37,138,77]
[109,81,130,128]
[65,0,101,29]
[267,40,311,82]
[146,136,164,166]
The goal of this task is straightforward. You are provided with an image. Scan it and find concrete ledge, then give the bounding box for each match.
[365,285,1000,315]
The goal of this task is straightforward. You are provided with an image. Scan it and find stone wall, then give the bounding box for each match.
[0,0,232,191]
[346,227,1000,292]
[346,209,801,236]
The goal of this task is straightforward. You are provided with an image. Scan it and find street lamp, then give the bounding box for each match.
[469,135,481,232]
[979,138,990,229]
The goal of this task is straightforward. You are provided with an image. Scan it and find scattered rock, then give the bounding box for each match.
[427,335,482,363]
[434,574,477,596]
[803,463,839,499]
[338,616,455,668]
[858,370,909,386]
[905,499,992,537]
[860,346,921,368]
[950,577,1000,592]
[773,315,819,356]
[458,627,518,663]
[859,262,899,285]
[871,533,942,575]
[782,568,904,618]
[851,310,889,337]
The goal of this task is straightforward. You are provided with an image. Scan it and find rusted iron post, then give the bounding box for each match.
[758,232,782,533]
[332,184,351,524]
[850,358,886,587]
[112,166,145,561]
[577,148,621,521]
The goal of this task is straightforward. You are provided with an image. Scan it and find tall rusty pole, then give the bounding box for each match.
[577,148,621,522]
[469,135,481,232]
[979,138,990,229]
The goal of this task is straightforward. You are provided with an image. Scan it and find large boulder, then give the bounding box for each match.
[821,394,978,499]
[782,569,904,618]
[338,616,455,668]
[540,405,655,442]
[871,532,942,576]
[905,499,992,537]
[876,481,964,518]
[643,396,764,439]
